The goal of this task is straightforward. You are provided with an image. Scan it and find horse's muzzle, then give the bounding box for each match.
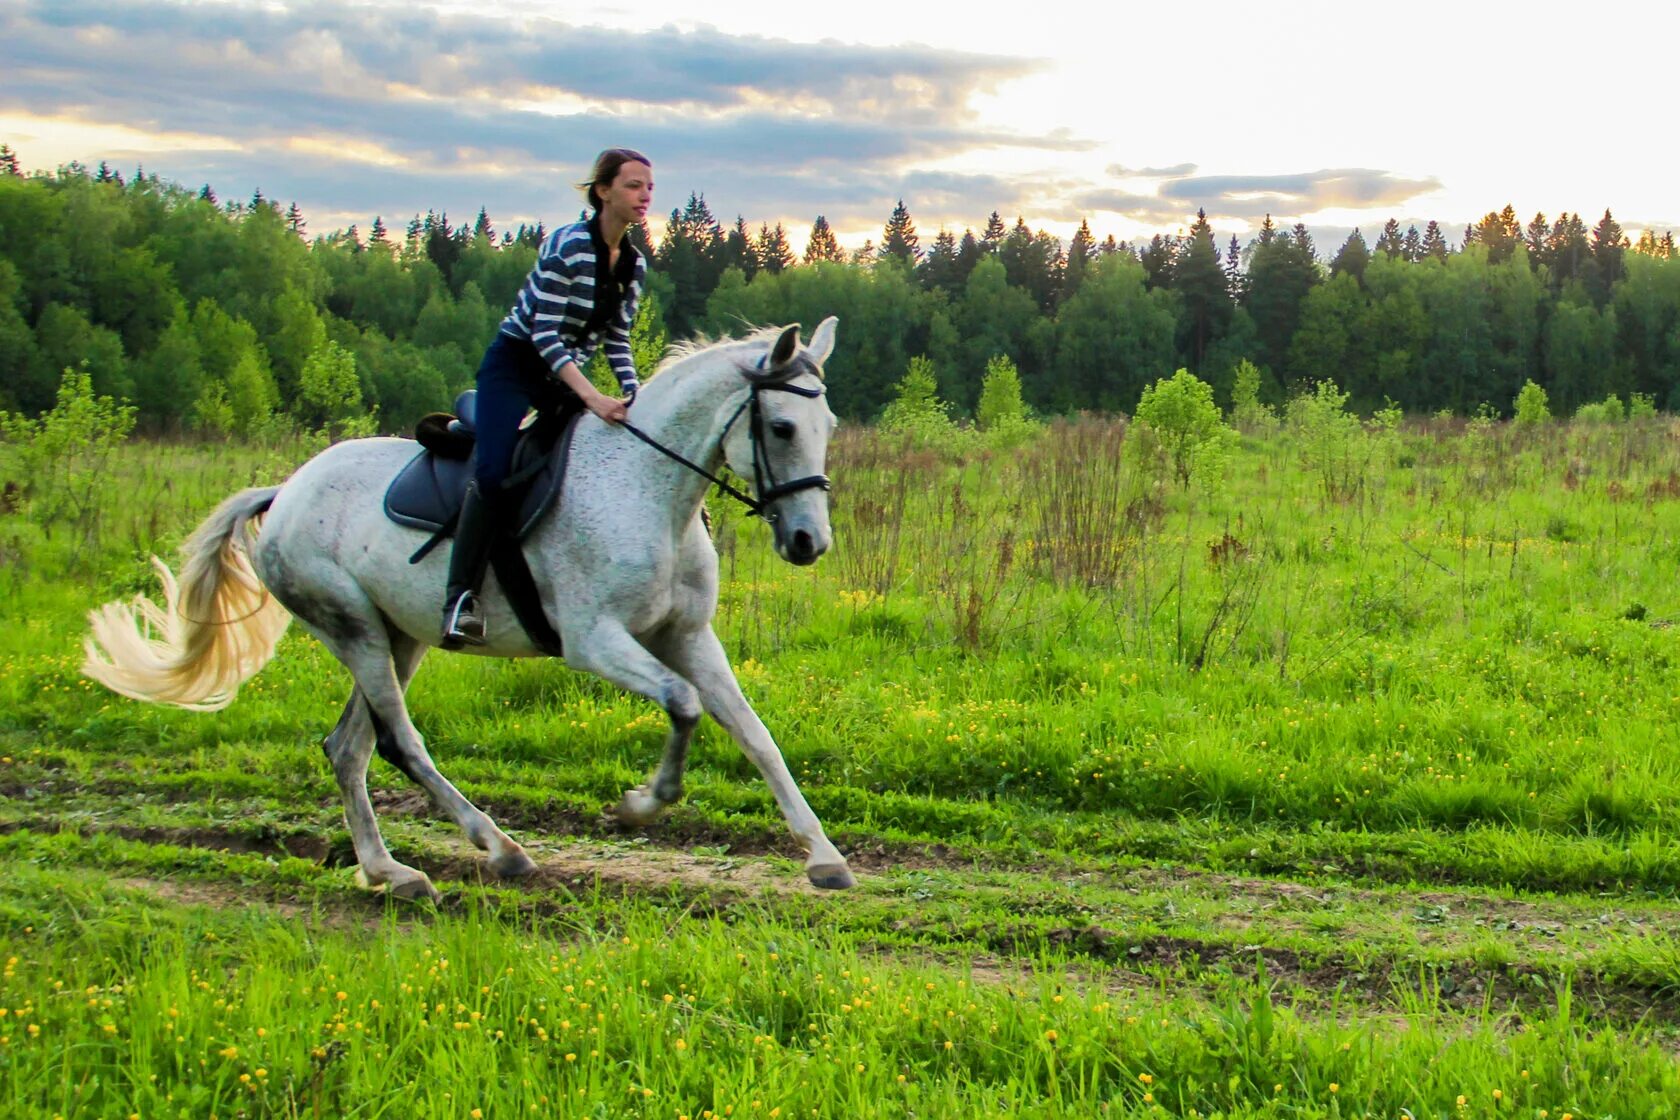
[774,519,828,566]
[787,528,824,565]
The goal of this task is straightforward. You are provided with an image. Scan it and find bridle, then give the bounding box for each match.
[618,365,832,524]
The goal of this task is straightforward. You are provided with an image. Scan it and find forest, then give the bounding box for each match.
[1,144,1677,430]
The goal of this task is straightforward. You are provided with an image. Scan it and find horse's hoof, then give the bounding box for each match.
[807,863,856,890]
[613,788,662,827]
[387,874,441,903]
[489,847,538,879]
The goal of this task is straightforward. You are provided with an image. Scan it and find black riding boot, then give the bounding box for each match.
[441,479,495,648]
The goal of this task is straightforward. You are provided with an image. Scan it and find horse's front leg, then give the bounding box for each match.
[567,622,701,827]
[661,626,853,890]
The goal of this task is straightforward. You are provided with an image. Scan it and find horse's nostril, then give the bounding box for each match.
[793,530,814,557]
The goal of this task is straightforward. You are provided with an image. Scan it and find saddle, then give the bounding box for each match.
[384,391,581,656]
[385,391,578,544]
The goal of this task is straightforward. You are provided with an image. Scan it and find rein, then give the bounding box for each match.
[619,375,831,522]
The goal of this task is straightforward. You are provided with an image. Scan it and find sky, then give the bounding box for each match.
[3,0,1676,255]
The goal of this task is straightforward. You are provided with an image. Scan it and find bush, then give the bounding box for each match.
[1513,380,1550,425]
[1228,358,1277,433]
[879,356,963,448]
[975,354,1037,445]
[1129,368,1233,489]
[0,365,136,566]
[1286,379,1371,501]
[1575,395,1624,424]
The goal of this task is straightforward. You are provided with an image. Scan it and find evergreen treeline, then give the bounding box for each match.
[2,148,1677,430]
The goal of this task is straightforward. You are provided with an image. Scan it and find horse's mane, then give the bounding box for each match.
[651,326,783,381]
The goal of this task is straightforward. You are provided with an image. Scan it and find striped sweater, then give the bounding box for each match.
[499,214,645,393]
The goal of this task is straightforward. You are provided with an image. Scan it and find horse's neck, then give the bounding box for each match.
[613,356,749,526]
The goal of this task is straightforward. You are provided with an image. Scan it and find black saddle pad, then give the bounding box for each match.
[384,409,581,542]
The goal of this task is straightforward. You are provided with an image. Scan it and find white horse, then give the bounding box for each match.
[84,319,853,901]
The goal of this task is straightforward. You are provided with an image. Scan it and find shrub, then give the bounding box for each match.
[0,365,136,565]
[975,354,1037,445]
[1229,358,1277,433]
[1129,368,1234,489]
[1513,380,1550,425]
[1575,395,1624,423]
[879,356,962,448]
[1286,379,1370,501]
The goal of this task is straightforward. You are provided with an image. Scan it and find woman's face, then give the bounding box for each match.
[600,161,653,227]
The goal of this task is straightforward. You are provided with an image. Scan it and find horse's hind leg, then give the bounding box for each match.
[322,633,439,901]
[325,705,436,900]
[330,635,538,882]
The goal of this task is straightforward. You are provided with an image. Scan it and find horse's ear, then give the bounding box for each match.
[768,323,801,371]
[806,316,838,371]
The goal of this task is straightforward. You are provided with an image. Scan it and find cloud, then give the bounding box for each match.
[1159,168,1444,217]
[1105,162,1199,179]
[0,0,1092,234]
[2,2,1059,154]
[1076,166,1443,227]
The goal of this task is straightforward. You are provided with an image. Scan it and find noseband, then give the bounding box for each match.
[619,372,831,523]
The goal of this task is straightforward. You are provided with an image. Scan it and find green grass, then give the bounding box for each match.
[4,414,1680,1116]
[4,856,1677,1120]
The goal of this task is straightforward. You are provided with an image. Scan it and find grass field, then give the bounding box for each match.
[3,411,1680,1118]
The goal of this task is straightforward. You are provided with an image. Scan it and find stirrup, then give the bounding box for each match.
[441,592,487,649]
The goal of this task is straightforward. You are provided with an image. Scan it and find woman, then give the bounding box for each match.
[442,148,653,647]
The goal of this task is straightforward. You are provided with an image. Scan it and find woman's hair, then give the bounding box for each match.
[579,148,651,212]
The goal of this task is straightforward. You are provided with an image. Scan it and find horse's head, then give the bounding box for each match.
[722,317,839,566]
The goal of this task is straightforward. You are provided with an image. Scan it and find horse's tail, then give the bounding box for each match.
[83,486,292,712]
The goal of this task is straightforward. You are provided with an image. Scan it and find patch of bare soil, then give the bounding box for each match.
[12,817,1680,1026]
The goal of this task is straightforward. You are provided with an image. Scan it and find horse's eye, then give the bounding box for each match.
[770,419,796,439]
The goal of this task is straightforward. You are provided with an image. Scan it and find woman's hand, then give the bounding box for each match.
[586,389,629,425]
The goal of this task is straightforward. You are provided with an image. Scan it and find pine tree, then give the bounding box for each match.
[1548,213,1589,283]
[1525,212,1549,268]
[1174,208,1233,370]
[0,145,18,177]
[804,215,844,263]
[95,161,120,184]
[979,211,1006,254]
[919,229,961,293]
[285,202,306,238]
[1403,225,1422,262]
[473,206,494,241]
[1064,219,1095,297]
[757,222,795,274]
[1375,218,1404,258]
[1473,206,1521,263]
[1256,214,1278,246]
[345,224,361,251]
[1139,234,1176,289]
[722,216,756,281]
[198,183,216,205]
[954,230,982,285]
[1099,234,1120,256]
[251,187,267,212]
[1225,234,1243,299]
[1291,223,1316,260]
[1420,221,1448,261]
[1590,209,1628,290]
[1662,232,1678,260]
[369,216,388,246]
[882,199,921,266]
[1329,229,1371,281]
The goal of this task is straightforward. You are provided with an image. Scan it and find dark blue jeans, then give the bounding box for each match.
[472,333,579,493]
